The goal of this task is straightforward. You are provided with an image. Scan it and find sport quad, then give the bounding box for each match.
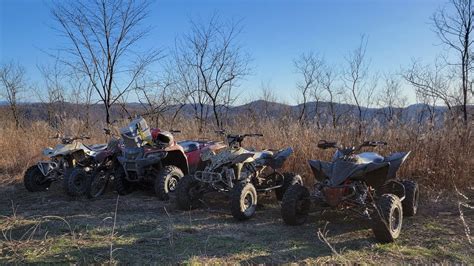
[176,131,302,221]
[115,117,225,200]
[23,134,106,192]
[63,128,123,198]
[281,140,419,243]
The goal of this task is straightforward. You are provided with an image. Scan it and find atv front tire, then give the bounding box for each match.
[176,174,203,210]
[24,165,52,192]
[281,184,311,225]
[64,168,89,197]
[401,180,419,216]
[275,172,303,201]
[114,167,135,195]
[154,165,184,200]
[86,169,109,199]
[230,182,258,221]
[372,194,403,243]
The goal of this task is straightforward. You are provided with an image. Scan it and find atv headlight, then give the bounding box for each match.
[200,149,215,161]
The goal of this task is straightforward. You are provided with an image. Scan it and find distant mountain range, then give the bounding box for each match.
[1,100,471,125]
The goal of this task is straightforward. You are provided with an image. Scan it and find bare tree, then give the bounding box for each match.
[259,81,278,120]
[319,64,344,128]
[0,61,25,129]
[174,15,250,129]
[432,0,473,124]
[36,61,68,128]
[403,59,456,116]
[343,35,371,135]
[294,52,323,123]
[377,74,407,123]
[52,0,160,125]
[133,71,181,126]
[416,91,438,125]
[68,71,95,129]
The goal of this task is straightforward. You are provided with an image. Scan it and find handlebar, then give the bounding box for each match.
[169,130,181,134]
[317,139,387,156]
[317,140,339,149]
[51,134,91,143]
[362,141,387,147]
[225,133,263,147]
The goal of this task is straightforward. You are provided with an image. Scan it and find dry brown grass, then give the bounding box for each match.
[0,115,472,190]
[0,115,473,264]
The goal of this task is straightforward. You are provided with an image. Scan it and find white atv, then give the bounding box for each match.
[23,134,106,192]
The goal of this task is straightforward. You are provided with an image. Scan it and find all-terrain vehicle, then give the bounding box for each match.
[23,134,107,192]
[63,128,123,198]
[115,117,225,200]
[281,140,419,243]
[176,131,302,221]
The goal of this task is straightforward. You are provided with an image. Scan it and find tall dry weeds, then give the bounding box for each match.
[0,115,472,190]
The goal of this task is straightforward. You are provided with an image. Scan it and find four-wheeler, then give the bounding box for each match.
[176,131,302,221]
[63,128,123,198]
[281,140,419,243]
[23,134,106,192]
[114,117,225,200]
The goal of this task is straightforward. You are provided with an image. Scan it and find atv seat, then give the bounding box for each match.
[357,152,384,164]
[85,144,107,152]
[178,140,200,153]
[253,150,274,160]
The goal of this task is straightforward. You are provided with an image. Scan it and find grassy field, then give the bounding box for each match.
[1,182,473,264]
[0,118,473,263]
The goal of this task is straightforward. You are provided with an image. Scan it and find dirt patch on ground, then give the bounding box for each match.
[0,182,473,264]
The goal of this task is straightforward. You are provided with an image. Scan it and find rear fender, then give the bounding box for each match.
[362,162,390,189]
[268,147,293,169]
[385,151,411,179]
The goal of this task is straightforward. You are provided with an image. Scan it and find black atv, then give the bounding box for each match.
[281,140,419,243]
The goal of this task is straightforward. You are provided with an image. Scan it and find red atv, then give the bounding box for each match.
[115,117,225,200]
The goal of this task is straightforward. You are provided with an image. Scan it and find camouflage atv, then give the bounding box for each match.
[176,130,302,220]
[24,134,106,192]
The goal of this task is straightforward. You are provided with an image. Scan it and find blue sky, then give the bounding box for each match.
[0,0,446,104]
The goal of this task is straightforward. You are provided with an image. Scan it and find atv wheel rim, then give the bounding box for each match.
[74,176,84,188]
[91,172,107,197]
[391,206,402,232]
[242,191,256,216]
[413,188,419,213]
[168,176,178,192]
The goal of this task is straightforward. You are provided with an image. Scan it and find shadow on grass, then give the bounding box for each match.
[0,185,432,264]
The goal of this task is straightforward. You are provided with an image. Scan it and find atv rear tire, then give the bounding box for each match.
[176,174,203,210]
[154,165,184,200]
[275,172,303,201]
[281,184,311,225]
[24,165,52,192]
[230,182,258,221]
[401,180,418,216]
[64,168,89,197]
[372,194,403,243]
[114,167,135,195]
[86,169,109,199]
